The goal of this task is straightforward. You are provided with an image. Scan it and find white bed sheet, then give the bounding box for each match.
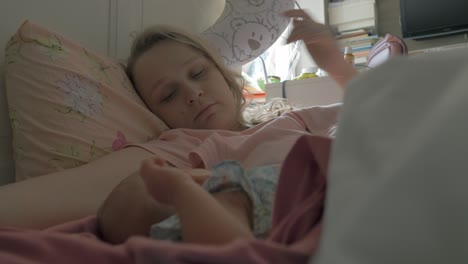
[313,48,468,263]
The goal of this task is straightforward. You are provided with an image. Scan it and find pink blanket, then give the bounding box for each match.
[0,135,331,264]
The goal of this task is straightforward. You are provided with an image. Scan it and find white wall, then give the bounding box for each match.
[114,0,224,60]
[0,0,112,57]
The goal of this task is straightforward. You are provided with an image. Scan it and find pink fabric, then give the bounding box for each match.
[129,104,339,169]
[5,20,167,180]
[0,135,331,264]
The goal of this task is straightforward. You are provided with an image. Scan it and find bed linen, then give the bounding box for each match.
[313,48,468,264]
[0,134,331,264]
[5,20,167,181]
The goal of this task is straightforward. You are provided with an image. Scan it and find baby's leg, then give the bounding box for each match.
[98,171,175,244]
[140,158,254,244]
[211,190,253,234]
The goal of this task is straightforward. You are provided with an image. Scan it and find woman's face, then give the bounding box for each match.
[133,40,241,130]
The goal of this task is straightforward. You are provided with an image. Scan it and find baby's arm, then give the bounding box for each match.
[283,9,358,89]
[139,158,254,245]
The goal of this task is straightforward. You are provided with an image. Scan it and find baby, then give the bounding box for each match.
[98,157,279,244]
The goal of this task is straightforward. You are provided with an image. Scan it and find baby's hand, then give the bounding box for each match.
[140,157,197,205]
[181,168,211,185]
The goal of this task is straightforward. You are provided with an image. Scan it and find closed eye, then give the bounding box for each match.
[191,69,205,79]
[162,88,177,103]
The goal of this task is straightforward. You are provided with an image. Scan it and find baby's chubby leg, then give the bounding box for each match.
[140,158,253,244]
[97,170,175,244]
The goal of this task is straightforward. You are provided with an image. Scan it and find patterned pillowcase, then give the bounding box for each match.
[4,20,168,181]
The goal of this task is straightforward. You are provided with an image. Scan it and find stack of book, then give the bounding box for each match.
[336,29,380,65]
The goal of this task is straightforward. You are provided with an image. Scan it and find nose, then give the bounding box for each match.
[186,86,204,105]
[248,39,260,51]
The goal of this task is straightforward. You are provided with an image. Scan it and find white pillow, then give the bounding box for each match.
[313,49,468,264]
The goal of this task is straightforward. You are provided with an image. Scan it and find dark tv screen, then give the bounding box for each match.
[400,0,468,40]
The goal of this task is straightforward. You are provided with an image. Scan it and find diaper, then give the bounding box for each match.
[150,161,280,241]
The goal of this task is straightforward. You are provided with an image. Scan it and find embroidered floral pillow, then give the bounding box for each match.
[4,20,168,181]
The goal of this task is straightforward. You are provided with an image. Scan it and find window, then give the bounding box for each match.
[241,24,299,92]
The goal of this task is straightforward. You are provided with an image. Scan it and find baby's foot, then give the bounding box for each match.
[139,157,195,205]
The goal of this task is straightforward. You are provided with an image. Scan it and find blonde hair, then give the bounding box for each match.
[126,25,295,128]
[126,25,249,126]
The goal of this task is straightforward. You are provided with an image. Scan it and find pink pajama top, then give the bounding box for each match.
[130,104,340,169]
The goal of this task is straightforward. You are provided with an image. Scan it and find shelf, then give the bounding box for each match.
[328,0,377,33]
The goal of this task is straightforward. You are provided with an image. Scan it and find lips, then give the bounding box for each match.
[195,103,216,121]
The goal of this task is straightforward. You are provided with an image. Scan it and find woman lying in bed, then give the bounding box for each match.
[0,9,357,231]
